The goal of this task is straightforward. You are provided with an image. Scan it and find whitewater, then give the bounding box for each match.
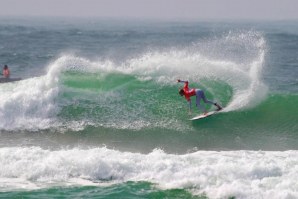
[1,147,298,199]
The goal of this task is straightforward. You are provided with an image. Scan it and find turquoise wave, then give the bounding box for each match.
[58,72,233,126]
[59,72,298,139]
[50,69,297,152]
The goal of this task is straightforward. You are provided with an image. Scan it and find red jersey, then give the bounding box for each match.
[183,81,196,101]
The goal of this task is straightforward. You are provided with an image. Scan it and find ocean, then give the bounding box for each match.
[0,17,297,199]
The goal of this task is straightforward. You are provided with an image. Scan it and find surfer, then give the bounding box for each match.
[177,79,222,115]
[2,65,10,78]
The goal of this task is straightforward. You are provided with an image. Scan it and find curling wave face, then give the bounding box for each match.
[0,31,268,131]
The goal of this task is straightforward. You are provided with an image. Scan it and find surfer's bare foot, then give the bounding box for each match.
[216,107,222,111]
[214,103,222,111]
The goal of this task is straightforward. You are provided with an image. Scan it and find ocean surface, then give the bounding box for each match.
[0,17,297,199]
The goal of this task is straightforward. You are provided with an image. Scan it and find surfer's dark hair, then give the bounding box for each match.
[179,88,184,96]
[4,65,8,69]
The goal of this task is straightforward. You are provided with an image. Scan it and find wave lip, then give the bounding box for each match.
[124,30,268,112]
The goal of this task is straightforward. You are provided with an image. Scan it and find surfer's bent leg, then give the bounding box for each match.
[200,90,215,105]
[201,90,222,110]
[195,89,206,112]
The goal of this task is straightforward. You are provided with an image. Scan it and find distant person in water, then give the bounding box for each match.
[177,79,222,115]
[2,65,10,78]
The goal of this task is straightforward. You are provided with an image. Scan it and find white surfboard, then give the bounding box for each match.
[190,110,220,121]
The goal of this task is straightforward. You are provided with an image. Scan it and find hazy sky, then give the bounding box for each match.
[0,0,297,20]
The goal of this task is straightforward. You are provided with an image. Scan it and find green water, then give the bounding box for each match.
[0,182,205,199]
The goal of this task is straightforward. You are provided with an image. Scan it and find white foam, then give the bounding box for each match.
[0,75,60,130]
[0,147,298,199]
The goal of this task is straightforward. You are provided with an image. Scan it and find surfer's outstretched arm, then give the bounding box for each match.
[177,79,189,86]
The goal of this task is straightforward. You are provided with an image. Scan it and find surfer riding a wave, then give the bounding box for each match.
[178,79,222,115]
